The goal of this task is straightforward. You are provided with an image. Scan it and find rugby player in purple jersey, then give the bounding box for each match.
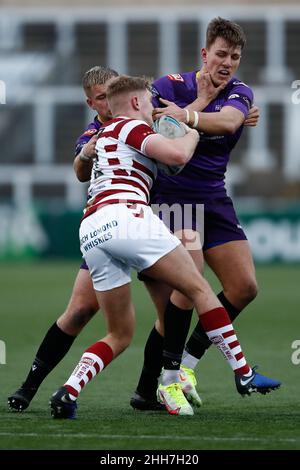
[130,17,278,410]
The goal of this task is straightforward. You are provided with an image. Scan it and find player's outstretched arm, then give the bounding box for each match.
[153,100,244,136]
[195,105,245,134]
[153,100,244,135]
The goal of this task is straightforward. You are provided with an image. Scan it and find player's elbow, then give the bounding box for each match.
[76,172,90,183]
[73,162,89,182]
[168,149,188,166]
[224,120,238,134]
[224,117,243,134]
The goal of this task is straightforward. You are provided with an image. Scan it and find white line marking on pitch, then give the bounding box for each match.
[0,433,298,443]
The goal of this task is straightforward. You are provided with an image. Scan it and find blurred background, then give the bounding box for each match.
[0,0,300,263]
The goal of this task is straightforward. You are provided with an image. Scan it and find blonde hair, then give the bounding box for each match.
[82,66,118,94]
[106,75,152,100]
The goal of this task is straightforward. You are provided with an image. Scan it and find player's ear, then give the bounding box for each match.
[132,95,139,111]
[201,47,207,63]
[86,97,94,109]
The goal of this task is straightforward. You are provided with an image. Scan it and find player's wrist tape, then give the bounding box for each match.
[185,109,199,128]
[192,111,199,128]
[185,108,190,125]
[79,150,92,163]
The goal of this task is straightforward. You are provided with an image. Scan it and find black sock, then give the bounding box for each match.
[136,327,164,399]
[184,291,241,360]
[163,301,193,370]
[217,291,240,322]
[22,322,75,390]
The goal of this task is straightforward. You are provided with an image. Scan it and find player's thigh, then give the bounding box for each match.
[143,244,215,314]
[171,229,205,309]
[57,267,99,334]
[65,266,99,314]
[135,230,204,324]
[204,240,258,306]
[143,279,172,336]
[97,283,135,341]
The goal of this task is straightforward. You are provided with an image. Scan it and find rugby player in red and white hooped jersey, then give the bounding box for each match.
[8,66,117,413]
[48,75,278,418]
[83,118,157,213]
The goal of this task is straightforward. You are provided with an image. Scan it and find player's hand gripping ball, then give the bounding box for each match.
[152,115,187,176]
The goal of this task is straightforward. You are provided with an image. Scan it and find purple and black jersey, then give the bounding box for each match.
[76,115,102,270]
[149,71,252,250]
[151,71,253,199]
[75,115,102,157]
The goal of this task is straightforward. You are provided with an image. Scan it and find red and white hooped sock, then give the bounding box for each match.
[199,307,250,375]
[64,341,113,399]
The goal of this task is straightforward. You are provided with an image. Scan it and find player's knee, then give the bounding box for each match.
[236,279,258,305]
[73,305,97,327]
[61,303,98,333]
[245,279,258,302]
[189,275,213,300]
[155,318,164,337]
[171,290,194,310]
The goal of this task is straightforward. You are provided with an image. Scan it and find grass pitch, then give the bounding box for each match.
[0,261,299,450]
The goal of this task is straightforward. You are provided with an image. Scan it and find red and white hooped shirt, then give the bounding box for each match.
[83,117,157,219]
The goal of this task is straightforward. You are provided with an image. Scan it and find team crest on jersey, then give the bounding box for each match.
[167,74,184,82]
[151,85,160,97]
[242,96,251,109]
[233,80,249,88]
[83,128,98,136]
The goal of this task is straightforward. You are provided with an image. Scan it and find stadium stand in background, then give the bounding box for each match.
[0,1,300,262]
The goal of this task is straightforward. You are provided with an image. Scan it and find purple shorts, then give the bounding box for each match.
[151,194,247,251]
[201,196,247,250]
[80,260,89,270]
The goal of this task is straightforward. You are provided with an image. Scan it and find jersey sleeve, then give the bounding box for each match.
[222,83,254,118]
[124,121,156,154]
[74,125,99,156]
[151,75,175,107]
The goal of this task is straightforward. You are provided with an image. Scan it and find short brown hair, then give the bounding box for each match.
[106,75,152,100]
[206,17,246,50]
[82,66,119,93]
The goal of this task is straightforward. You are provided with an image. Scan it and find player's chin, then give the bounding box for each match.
[214,74,231,86]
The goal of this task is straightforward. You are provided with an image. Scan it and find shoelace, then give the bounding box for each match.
[165,383,188,406]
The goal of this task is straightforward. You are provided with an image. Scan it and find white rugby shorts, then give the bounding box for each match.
[79,203,180,291]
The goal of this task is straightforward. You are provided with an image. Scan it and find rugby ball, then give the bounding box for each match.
[152,115,187,176]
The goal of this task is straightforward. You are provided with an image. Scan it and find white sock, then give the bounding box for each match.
[181,351,199,370]
[161,369,180,386]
